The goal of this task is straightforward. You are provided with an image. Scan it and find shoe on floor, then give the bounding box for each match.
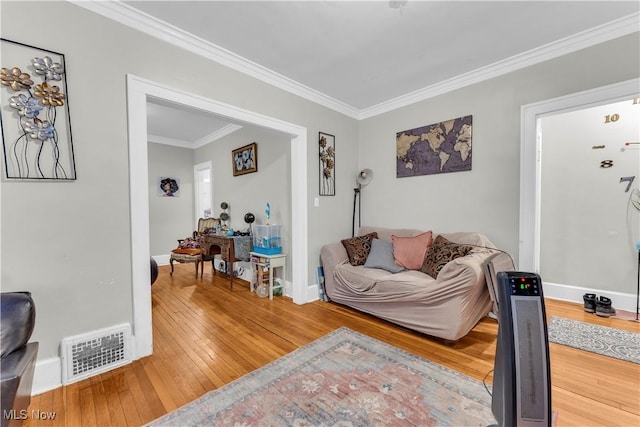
[583,293,596,313]
[595,296,616,317]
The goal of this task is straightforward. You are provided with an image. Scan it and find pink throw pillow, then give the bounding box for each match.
[392,231,433,270]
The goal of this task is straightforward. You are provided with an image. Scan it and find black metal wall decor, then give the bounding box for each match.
[319,132,335,196]
[0,39,76,180]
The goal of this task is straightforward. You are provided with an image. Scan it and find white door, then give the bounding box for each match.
[194,161,213,226]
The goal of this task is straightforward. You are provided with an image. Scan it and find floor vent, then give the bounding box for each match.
[61,324,133,385]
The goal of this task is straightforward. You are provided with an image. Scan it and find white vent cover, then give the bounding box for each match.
[61,323,133,385]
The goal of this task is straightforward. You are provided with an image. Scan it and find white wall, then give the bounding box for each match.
[540,99,640,296]
[195,128,290,230]
[148,143,195,257]
[1,0,638,392]
[194,126,292,279]
[0,1,358,370]
[358,33,640,263]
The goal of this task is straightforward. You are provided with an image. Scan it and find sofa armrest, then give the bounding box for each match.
[437,249,495,285]
[320,242,349,299]
[432,250,500,306]
[438,253,482,282]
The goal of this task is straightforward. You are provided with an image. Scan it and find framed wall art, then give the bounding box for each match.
[319,132,335,196]
[1,38,76,180]
[158,177,180,197]
[232,142,258,176]
[396,115,472,178]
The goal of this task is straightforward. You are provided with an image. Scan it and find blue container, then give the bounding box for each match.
[253,225,282,255]
[252,246,282,255]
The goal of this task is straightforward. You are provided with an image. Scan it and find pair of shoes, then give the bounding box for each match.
[583,293,616,317]
[583,293,596,313]
[595,296,616,317]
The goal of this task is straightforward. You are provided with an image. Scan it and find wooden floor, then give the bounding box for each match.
[23,263,640,427]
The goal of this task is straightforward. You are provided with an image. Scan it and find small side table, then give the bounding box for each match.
[250,252,286,300]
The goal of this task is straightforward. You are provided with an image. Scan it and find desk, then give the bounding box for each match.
[201,234,251,289]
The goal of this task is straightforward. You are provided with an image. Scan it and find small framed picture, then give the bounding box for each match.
[158,176,180,197]
[232,142,258,176]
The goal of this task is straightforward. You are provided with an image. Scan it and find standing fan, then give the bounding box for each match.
[352,169,374,237]
[629,189,640,321]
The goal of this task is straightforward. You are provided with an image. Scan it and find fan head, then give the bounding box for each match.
[357,169,374,187]
[631,189,640,212]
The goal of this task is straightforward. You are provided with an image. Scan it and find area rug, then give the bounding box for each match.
[547,316,640,364]
[147,327,496,426]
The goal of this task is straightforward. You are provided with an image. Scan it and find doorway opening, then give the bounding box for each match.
[127,75,309,359]
[520,78,640,310]
[194,161,213,225]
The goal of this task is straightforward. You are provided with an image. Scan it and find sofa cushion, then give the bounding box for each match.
[335,263,432,294]
[341,232,378,266]
[391,231,433,270]
[364,239,406,273]
[421,235,473,278]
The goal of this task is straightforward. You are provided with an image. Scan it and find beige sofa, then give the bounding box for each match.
[320,226,498,341]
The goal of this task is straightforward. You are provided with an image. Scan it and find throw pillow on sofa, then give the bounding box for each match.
[341,232,378,266]
[391,230,433,270]
[364,239,406,273]
[421,235,473,278]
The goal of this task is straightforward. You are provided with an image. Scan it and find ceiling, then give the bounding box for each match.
[83,1,640,147]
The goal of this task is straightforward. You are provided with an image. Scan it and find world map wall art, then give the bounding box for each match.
[396,115,472,178]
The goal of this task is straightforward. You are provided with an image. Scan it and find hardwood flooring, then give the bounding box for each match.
[23,263,640,426]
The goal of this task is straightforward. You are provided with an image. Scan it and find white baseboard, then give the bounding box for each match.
[305,283,319,303]
[32,357,61,395]
[32,331,140,396]
[152,254,170,266]
[543,281,637,313]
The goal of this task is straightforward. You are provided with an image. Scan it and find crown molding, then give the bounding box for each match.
[69,0,361,119]
[359,12,640,119]
[71,1,638,121]
[147,134,193,149]
[193,123,243,149]
[148,123,244,149]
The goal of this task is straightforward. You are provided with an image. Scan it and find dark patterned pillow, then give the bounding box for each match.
[421,235,473,278]
[341,232,378,266]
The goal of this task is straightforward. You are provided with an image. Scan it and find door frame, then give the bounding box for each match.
[127,74,308,358]
[194,160,213,226]
[520,78,640,272]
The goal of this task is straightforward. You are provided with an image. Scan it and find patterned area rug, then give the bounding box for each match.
[147,327,496,426]
[548,316,640,364]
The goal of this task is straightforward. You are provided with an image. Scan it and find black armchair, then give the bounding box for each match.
[1,292,38,427]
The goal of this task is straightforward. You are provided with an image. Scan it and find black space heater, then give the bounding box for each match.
[490,271,552,427]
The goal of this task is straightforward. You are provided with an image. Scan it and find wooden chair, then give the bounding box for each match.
[170,218,221,278]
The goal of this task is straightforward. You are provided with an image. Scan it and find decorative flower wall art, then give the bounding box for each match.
[319,132,335,196]
[0,39,76,180]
